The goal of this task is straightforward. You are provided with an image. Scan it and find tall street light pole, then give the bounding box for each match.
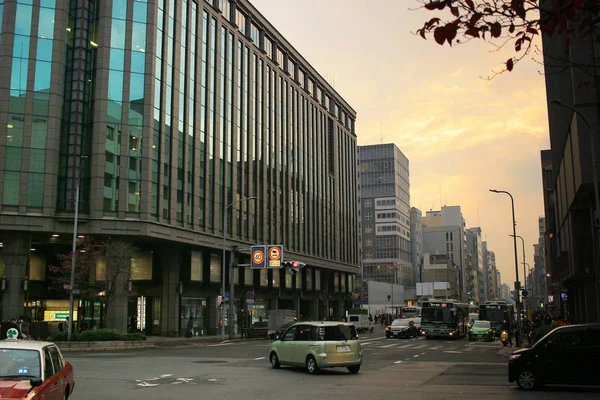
[549,99,600,321]
[68,155,87,342]
[221,196,257,341]
[490,189,522,347]
[510,234,527,297]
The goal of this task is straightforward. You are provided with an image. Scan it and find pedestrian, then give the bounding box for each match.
[185,316,194,338]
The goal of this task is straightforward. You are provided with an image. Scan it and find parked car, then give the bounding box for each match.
[508,323,600,390]
[469,320,495,342]
[268,322,293,340]
[269,322,362,374]
[0,334,75,400]
[386,319,419,339]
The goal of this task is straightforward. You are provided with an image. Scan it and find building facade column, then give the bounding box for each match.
[160,249,182,337]
[0,234,30,322]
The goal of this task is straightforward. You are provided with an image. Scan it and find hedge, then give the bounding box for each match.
[47,329,146,342]
[530,324,558,344]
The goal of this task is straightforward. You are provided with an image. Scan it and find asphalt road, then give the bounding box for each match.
[65,329,600,399]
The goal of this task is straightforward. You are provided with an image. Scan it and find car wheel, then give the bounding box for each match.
[306,355,320,375]
[270,352,280,369]
[516,369,538,391]
[347,365,360,374]
[370,327,373,333]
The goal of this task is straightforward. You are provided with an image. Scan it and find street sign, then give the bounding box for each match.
[522,290,529,298]
[245,291,254,300]
[267,245,283,268]
[63,284,72,290]
[251,245,266,269]
[6,328,18,340]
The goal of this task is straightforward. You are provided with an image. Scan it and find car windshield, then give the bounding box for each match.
[422,308,454,323]
[0,349,41,379]
[391,319,410,326]
[473,321,491,329]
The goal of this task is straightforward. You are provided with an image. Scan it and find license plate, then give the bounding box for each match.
[393,332,398,335]
[337,345,350,352]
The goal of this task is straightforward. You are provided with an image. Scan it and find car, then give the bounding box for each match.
[508,323,600,391]
[269,321,362,374]
[0,333,75,400]
[386,319,419,339]
[268,322,293,340]
[411,318,424,336]
[469,320,495,342]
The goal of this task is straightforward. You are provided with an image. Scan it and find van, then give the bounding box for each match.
[348,314,373,333]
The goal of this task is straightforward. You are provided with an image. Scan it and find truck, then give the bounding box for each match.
[267,309,297,339]
[347,309,373,333]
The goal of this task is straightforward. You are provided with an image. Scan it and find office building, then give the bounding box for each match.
[359,143,412,287]
[0,0,359,335]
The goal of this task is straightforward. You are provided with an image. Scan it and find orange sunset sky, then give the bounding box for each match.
[250,0,550,287]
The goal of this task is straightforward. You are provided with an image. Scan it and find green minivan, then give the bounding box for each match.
[269,321,363,374]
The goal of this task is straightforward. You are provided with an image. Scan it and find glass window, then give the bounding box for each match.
[276,48,284,66]
[297,325,311,341]
[285,271,292,289]
[0,349,41,378]
[33,61,51,92]
[43,349,54,380]
[108,70,124,102]
[133,0,148,23]
[272,269,280,288]
[307,78,313,94]
[236,9,246,34]
[250,22,260,44]
[287,58,295,77]
[110,19,126,48]
[131,52,145,74]
[244,267,253,286]
[48,346,63,372]
[14,4,33,36]
[315,269,321,291]
[132,22,146,52]
[281,326,297,341]
[219,0,230,20]
[260,268,268,287]
[210,254,221,282]
[306,268,313,291]
[38,7,55,39]
[264,36,272,59]
[191,251,203,281]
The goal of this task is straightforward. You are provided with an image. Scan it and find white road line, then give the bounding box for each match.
[207,343,234,347]
[360,342,372,346]
[394,361,403,364]
[429,346,443,350]
[380,343,397,348]
[359,336,386,342]
[412,344,427,349]
[412,354,420,358]
[254,357,265,360]
[444,350,463,354]
[396,344,413,349]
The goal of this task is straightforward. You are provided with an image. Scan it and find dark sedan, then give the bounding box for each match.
[268,323,294,340]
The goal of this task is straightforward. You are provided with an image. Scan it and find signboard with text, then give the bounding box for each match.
[251,245,266,269]
[267,245,283,268]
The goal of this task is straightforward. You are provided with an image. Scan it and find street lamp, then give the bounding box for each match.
[221,196,257,341]
[509,234,527,296]
[490,189,522,347]
[68,155,87,342]
[549,99,600,321]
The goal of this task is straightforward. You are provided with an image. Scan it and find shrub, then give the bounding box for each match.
[531,324,558,344]
[47,329,145,342]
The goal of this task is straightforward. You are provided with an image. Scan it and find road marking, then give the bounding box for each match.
[412,344,427,349]
[444,350,463,354]
[361,342,372,346]
[464,346,474,352]
[430,346,443,350]
[207,343,234,347]
[394,361,403,364]
[254,357,265,360]
[413,354,420,358]
[396,344,412,348]
[380,343,396,348]
[360,336,386,342]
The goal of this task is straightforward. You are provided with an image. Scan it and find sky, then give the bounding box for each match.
[250,0,550,288]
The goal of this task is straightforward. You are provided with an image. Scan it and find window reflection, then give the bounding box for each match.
[108,70,124,102]
[132,22,146,52]
[38,7,55,39]
[131,51,145,74]
[110,19,126,48]
[33,61,51,92]
[133,0,148,23]
[109,49,124,70]
[14,4,33,36]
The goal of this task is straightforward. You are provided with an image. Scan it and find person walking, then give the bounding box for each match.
[185,316,194,338]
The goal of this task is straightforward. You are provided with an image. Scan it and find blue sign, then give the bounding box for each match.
[18,368,29,374]
[522,290,529,298]
[224,292,229,298]
[245,291,254,300]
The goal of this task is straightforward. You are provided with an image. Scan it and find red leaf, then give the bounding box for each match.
[506,58,514,71]
[515,39,522,52]
[470,13,483,25]
[465,0,474,9]
[450,7,459,17]
[526,27,538,35]
[434,27,447,45]
[465,26,480,38]
[490,22,502,38]
[509,24,515,33]
[424,1,445,11]
[418,28,426,40]
[511,0,526,19]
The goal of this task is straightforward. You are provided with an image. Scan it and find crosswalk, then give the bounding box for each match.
[358,336,502,353]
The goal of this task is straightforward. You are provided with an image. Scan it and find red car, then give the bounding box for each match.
[0,338,74,399]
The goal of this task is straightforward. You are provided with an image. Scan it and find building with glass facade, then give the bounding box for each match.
[358,144,412,287]
[0,0,359,336]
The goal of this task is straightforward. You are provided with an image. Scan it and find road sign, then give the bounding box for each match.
[6,328,18,340]
[522,290,529,298]
[63,284,72,290]
[251,245,266,269]
[267,245,283,268]
[245,291,254,300]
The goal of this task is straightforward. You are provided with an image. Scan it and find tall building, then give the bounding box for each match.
[410,207,423,285]
[0,0,360,335]
[359,143,412,286]
[482,241,490,302]
[422,206,468,301]
[541,1,600,322]
[489,250,497,300]
[466,227,484,305]
[532,217,546,310]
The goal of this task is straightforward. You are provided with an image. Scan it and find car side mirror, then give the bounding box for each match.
[30,378,42,388]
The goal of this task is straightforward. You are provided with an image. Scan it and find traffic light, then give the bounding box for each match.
[217,295,224,306]
[282,261,305,274]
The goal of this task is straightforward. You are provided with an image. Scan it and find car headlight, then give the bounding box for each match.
[509,354,521,360]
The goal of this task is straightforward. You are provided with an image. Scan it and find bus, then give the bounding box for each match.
[400,306,421,319]
[421,300,469,339]
[479,301,514,336]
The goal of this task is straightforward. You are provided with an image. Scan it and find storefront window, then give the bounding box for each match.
[340,273,346,292]
[272,269,279,288]
[130,250,152,280]
[244,267,253,286]
[191,251,203,281]
[260,268,268,287]
[250,299,267,324]
[305,268,313,291]
[295,269,302,290]
[285,270,292,289]
[29,253,46,280]
[180,297,208,336]
[334,272,339,292]
[315,269,321,291]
